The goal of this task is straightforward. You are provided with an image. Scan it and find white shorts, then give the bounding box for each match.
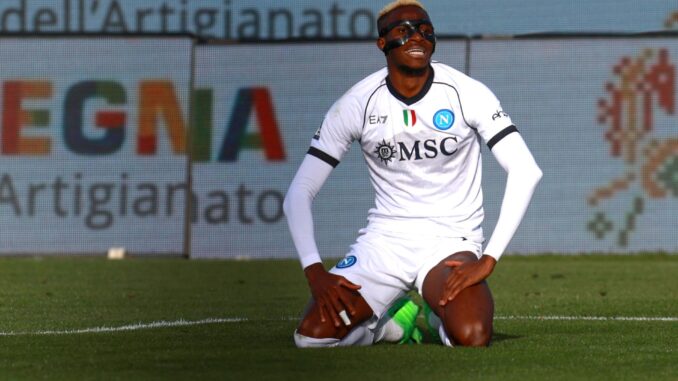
[329,228,482,319]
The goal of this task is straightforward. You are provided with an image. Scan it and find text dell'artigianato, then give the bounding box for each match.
[0,1,376,40]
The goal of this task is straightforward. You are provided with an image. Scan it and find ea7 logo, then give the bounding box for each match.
[492,110,508,120]
[368,115,388,124]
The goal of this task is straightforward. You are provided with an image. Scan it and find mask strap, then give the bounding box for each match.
[378,18,432,37]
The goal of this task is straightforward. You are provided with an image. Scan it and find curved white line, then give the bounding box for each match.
[0,315,674,336]
[495,315,678,322]
[0,318,245,336]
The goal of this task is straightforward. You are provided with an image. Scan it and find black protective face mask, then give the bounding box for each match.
[379,19,437,55]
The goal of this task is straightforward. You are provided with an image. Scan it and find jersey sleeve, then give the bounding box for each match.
[308,94,363,167]
[462,79,517,149]
[283,154,335,269]
[483,133,542,260]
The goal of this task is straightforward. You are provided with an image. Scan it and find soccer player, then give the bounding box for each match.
[284,0,542,347]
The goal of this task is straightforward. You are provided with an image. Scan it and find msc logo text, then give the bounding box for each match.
[374,136,458,165]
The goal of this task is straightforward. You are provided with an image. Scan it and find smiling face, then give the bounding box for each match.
[377,5,435,73]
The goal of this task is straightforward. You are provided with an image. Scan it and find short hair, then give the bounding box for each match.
[377,0,428,20]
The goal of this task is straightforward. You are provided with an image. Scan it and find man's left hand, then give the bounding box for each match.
[439,254,497,306]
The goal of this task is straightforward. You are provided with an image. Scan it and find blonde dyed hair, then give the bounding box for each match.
[378,0,427,19]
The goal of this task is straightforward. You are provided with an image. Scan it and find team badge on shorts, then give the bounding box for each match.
[433,109,455,130]
[336,255,357,269]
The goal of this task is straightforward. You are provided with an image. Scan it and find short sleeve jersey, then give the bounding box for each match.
[309,61,516,240]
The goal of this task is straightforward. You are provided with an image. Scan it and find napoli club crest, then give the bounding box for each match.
[336,255,357,269]
[433,109,455,130]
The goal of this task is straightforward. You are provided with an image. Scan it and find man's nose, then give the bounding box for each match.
[409,29,426,41]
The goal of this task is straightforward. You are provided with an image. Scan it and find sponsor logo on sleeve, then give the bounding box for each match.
[492,110,509,120]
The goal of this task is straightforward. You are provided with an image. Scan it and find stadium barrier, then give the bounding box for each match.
[0,35,675,257]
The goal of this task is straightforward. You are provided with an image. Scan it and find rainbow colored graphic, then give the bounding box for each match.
[591,48,678,246]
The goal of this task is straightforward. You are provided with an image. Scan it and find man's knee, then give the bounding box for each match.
[447,320,492,347]
[296,294,374,339]
[297,315,341,339]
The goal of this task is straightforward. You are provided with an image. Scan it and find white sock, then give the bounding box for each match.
[374,315,404,343]
[439,325,453,347]
[427,309,453,347]
[293,321,375,348]
[427,309,442,331]
[339,323,375,346]
[294,331,339,348]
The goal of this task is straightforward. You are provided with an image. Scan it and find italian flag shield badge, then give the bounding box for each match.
[403,109,416,127]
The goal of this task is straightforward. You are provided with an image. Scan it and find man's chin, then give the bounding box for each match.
[397,62,430,76]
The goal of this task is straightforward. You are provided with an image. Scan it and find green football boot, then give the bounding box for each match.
[386,297,422,344]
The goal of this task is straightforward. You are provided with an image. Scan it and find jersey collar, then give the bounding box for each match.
[385,66,434,106]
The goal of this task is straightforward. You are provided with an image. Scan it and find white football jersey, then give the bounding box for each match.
[309,61,516,242]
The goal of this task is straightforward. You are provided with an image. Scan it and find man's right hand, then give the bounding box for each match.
[304,263,362,327]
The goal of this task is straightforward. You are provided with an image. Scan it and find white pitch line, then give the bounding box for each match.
[0,315,675,337]
[0,318,245,337]
[495,315,678,322]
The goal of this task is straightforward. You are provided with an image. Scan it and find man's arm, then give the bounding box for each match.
[484,132,543,259]
[283,154,332,268]
[440,132,542,305]
[283,154,363,326]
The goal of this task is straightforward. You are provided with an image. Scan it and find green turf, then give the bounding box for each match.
[0,255,675,380]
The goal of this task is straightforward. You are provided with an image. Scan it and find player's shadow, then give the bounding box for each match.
[491,332,523,343]
[419,330,522,344]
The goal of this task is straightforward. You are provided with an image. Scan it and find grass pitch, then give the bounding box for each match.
[0,254,675,380]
